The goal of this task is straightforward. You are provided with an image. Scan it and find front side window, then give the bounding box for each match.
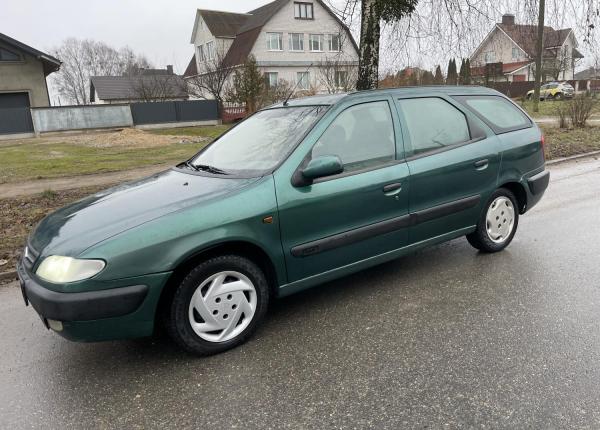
[309,34,323,51]
[455,95,531,133]
[265,72,279,88]
[294,2,314,19]
[311,101,396,173]
[297,72,310,89]
[398,98,470,156]
[266,32,283,51]
[327,34,341,52]
[289,33,304,51]
[0,47,20,61]
[190,106,326,175]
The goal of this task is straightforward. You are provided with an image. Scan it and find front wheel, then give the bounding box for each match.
[554,92,563,100]
[167,255,270,355]
[466,188,519,253]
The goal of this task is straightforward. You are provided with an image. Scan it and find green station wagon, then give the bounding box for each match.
[18,86,549,355]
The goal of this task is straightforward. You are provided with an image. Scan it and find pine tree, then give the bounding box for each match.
[446,58,458,85]
[421,70,435,85]
[458,58,466,84]
[464,58,472,85]
[228,55,264,113]
[434,65,444,84]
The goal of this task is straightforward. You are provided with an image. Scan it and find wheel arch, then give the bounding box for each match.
[499,181,528,214]
[154,240,281,332]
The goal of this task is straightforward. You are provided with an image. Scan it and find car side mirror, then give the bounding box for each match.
[292,155,343,187]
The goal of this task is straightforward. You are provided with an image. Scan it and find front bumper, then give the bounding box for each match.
[17,260,171,342]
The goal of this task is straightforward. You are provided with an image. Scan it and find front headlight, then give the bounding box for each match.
[36,256,105,283]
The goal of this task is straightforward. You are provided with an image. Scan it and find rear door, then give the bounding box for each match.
[275,97,410,282]
[395,95,500,244]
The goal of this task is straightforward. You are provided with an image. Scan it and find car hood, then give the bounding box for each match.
[30,169,259,258]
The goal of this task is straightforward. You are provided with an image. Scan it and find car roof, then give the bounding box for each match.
[268,86,505,109]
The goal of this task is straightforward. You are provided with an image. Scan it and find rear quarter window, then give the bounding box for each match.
[455,95,532,134]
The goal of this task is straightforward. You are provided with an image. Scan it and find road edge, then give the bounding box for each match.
[546,150,600,166]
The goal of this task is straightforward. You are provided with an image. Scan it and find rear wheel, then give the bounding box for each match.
[466,188,519,253]
[554,92,563,100]
[167,255,269,355]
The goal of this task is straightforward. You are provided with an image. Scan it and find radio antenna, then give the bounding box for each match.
[283,62,313,106]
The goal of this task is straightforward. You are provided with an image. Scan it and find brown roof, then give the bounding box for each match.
[183,55,197,78]
[222,27,262,68]
[199,10,249,38]
[498,24,573,58]
[471,60,532,77]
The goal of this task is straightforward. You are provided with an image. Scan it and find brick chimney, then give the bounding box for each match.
[502,14,515,25]
[166,65,174,75]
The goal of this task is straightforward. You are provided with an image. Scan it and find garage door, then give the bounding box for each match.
[0,92,34,134]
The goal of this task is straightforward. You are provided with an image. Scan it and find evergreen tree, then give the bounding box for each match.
[228,55,264,113]
[434,65,444,84]
[458,58,466,84]
[421,70,435,85]
[446,58,458,85]
[464,58,472,85]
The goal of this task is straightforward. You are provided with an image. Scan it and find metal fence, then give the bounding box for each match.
[130,100,219,125]
[0,107,34,134]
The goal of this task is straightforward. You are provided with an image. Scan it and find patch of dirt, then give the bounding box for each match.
[1,128,210,149]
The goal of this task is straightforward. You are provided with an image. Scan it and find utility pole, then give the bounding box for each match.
[533,0,545,113]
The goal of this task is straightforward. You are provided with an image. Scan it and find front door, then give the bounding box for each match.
[275,98,410,283]
[394,96,500,244]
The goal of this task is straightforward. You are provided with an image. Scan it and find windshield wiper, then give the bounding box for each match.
[188,162,229,175]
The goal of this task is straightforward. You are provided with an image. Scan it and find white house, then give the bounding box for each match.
[183,0,359,96]
[470,14,584,82]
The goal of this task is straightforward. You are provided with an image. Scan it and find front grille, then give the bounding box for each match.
[23,241,40,271]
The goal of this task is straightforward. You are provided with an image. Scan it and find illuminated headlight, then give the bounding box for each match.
[36,256,105,283]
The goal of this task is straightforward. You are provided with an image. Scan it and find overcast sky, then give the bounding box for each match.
[1,0,274,74]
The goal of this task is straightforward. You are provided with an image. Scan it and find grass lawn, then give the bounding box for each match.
[540,124,600,160]
[0,185,109,272]
[520,99,600,118]
[0,141,209,184]
[148,124,231,139]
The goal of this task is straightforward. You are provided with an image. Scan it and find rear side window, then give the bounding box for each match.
[312,101,396,173]
[455,95,531,134]
[397,97,470,156]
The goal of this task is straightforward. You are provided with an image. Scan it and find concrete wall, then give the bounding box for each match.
[31,105,133,133]
[0,41,51,107]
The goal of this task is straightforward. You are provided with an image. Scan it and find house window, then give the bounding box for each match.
[484,51,495,63]
[334,70,348,88]
[267,33,283,51]
[265,72,279,88]
[309,34,324,52]
[206,41,214,60]
[512,47,519,60]
[294,2,314,19]
[327,34,341,52]
[0,47,20,61]
[197,45,205,62]
[297,72,310,89]
[289,33,304,51]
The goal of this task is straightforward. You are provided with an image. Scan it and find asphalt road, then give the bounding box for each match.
[2,157,600,429]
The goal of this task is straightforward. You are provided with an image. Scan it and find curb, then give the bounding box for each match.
[546,150,600,166]
[0,270,17,284]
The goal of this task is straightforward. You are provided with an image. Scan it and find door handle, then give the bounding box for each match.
[474,159,489,170]
[383,182,402,195]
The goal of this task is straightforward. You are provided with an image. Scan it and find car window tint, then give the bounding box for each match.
[455,95,531,133]
[311,101,395,172]
[397,97,470,155]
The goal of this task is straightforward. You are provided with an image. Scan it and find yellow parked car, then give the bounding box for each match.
[527,82,575,100]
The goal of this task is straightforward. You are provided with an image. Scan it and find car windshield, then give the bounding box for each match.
[188,106,328,176]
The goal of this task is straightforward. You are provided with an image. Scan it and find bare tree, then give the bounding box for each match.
[184,48,234,112]
[317,55,359,93]
[51,38,151,105]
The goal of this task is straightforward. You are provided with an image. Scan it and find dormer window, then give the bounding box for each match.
[294,2,314,19]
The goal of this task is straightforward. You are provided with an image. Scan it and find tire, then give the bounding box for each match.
[167,255,270,355]
[554,92,563,100]
[466,188,519,253]
[526,94,532,100]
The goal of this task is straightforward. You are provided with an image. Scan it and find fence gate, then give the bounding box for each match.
[130,100,219,125]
